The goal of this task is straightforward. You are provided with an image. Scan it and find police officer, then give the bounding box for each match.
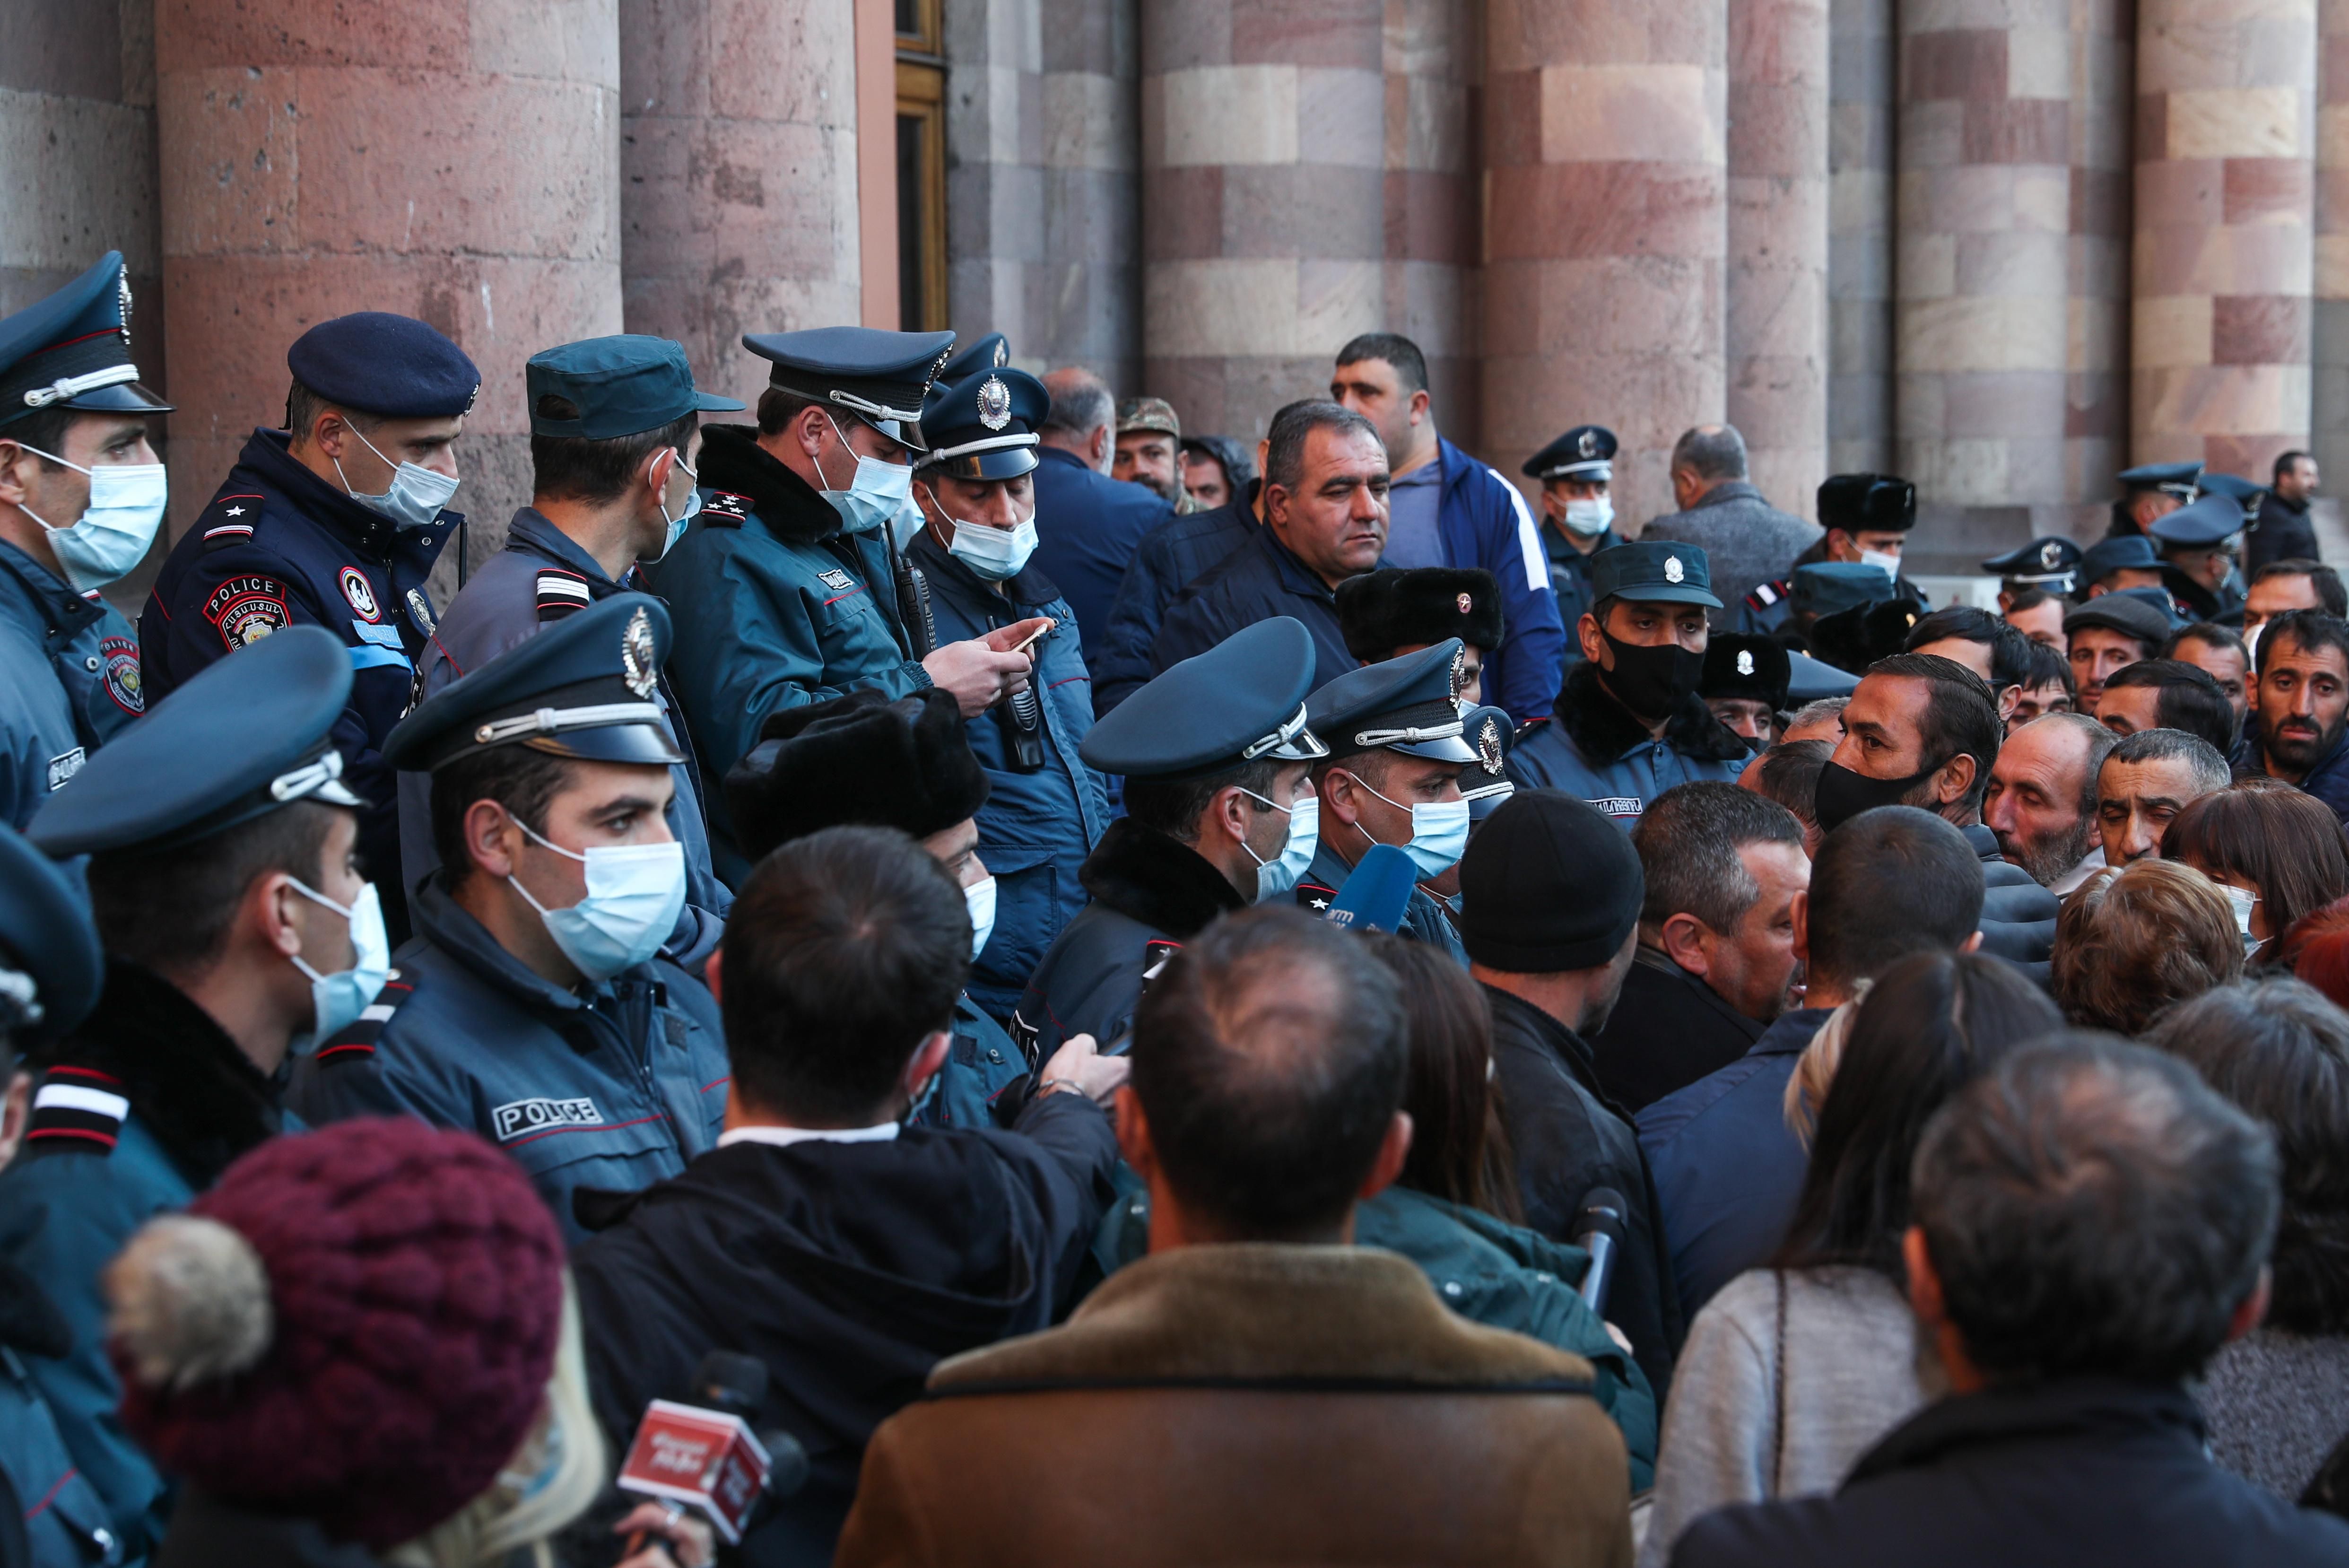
[1739,556,1905,646]
[902,361,1108,1021]
[723,688,1027,1129]
[1335,565,1505,704]
[142,312,480,943]
[1293,641,1476,963]
[1013,617,1327,1056]
[1509,541,1751,828]
[1777,472,1923,599]
[1458,703,1517,829]
[0,824,122,1568]
[1700,632,1792,748]
[1523,424,1626,651]
[2078,532,2172,601]
[649,326,1041,881]
[0,625,374,1562]
[289,594,728,1242]
[0,252,171,828]
[396,334,742,957]
[1982,535,2082,608]
[2150,490,2250,623]
[2107,459,2202,538]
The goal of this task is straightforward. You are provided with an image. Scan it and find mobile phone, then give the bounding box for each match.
[1006,618,1055,656]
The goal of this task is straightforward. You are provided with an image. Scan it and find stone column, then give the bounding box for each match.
[1727,0,1831,516]
[1383,0,1480,446]
[619,0,862,408]
[155,0,624,589]
[1893,5,2073,569]
[1138,0,1386,440]
[2306,0,2349,536]
[2064,0,2132,525]
[1482,0,1728,531]
[943,0,1143,389]
[1828,0,1895,477]
[2132,0,2318,480]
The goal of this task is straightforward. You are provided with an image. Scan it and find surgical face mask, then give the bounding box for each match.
[816,412,912,535]
[948,517,1039,581]
[2221,884,2261,953]
[507,818,687,983]
[1859,547,1901,577]
[965,874,998,959]
[14,446,168,592]
[1600,630,1705,721]
[1352,777,1469,880]
[1239,789,1320,901]
[1561,497,1614,538]
[286,879,390,1042]
[889,493,927,552]
[336,426,460,531]
[652,449,702,560]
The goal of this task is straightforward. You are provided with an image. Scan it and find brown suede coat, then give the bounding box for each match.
[834,1243,1635,1568]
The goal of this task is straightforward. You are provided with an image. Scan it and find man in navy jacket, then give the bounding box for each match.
[1030,368,1170,668]
[1332,333,1565,725]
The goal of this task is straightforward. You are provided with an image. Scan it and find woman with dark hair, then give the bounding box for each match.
[2165,781,2349,962]
[2146,979,2349,1499]
[2052,859,2245,1033]
[1638,952,2062,1567]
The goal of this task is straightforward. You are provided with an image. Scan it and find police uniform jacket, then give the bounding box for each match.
[0,961,289,1565]
[1149,526,1366,697]
[2160,561,2247,627]
[139,429,456,938]
[285,873,730,1244]
[646,424,929,884]
[914,996,1029,1133]
[1542,524,1626,664]
[0,1262,121,1568]
[1028,445,1173,670]
[394,507,729,955]
[1090,485,1258,716]
[1507,660,1751,829]
[0,539,141,829]
[1295,837,1467,965]
[1011,817,1246,1058]
[904,531,1109,1022]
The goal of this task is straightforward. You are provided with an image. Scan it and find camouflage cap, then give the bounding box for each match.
[1117,396,1182,440]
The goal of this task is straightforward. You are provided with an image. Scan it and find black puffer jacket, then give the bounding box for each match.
[1962,824,2058,984]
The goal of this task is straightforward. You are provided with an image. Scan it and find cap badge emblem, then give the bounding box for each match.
[1577,429,1599,459]
[977,375,1012,431]
[1664,555,1685,584]
[2039,540,2063,570]
[1737,649,1755,676]
[117,273,134,343]
[992,340,1009,368]
[620,606,658,698]
[1456,592,1473,614]
[1449,644,1467,698]
[1478,717,1503,773]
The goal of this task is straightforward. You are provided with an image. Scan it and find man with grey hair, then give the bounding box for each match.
[1591,783,1811,1113]
[2096,727,2232,866]
[1673,1035,2349,1568]
[1032,366,1172,667]
[1151,402,1390,692]
[1981,711,2117,893]
[1640,425,1821,627]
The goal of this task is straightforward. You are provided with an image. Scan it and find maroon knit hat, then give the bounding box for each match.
[112,1119,565,1550]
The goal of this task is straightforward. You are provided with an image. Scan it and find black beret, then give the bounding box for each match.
[1335,567,1506,662]
[725,689,990,864]
[1458,790,1643,974]
[287,313,481,418]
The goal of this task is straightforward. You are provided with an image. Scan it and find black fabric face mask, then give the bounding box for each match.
[1600,631,1705,721]
[1812,757,1937,834]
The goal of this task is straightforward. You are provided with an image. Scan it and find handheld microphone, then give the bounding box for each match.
[1323,844,1419,934]
[1572,1187,1627,1320]
[618,1351,808,1545]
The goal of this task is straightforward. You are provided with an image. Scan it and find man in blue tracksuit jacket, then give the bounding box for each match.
[1332,334,1566,726]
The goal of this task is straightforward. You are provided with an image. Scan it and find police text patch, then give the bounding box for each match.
[817,568,858,594]
[204,575,291,650]
[492,1096,605,1141]
[45,748,84,792]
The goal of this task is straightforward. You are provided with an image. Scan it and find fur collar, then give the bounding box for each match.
[696,423,842,546]
[1552,659,1751,765]
[35,958,283,1189]
[1078,818,1246,937]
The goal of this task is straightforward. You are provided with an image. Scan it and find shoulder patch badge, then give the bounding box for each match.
[338,566,381,622]
[25,1065,128,1156]
[620,606,658,698]
[204,574,291,650]
[405,587,437,637]
[536,569,592,623]
[99,634,142,715]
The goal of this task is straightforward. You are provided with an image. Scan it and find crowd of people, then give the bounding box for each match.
[0,246,2346,1567]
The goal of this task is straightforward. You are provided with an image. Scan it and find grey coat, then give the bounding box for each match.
[1640,484,1821,628]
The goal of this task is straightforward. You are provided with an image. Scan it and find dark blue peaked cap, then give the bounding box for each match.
[387,593,688,773]
[1456,704,1517,822]
[915,367,1048,481]
[1082,617,1329,780]
[0,251,171,430]
[31,626,360,858]
[0,822,102,1049]
[2196,472,2266,513]
[288,313,481,419]
[1308,639,1478,763]
[2118,460,2202,497]
[526,335,741,439]
[2149,492,2247,549]
[2079,532,2161,584]
[1522,424,1617,481]
[1981,535,2081,584]
[741,325,957,448]
[934,332,1009,388]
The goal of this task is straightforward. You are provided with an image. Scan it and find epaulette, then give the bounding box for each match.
[1746,579,1788,611]
[535,568,593,623]
[202,494,266,553]
[701,491,754,529]
[314,972,412,1066]
[1295,881,1337,914]
[1139,938,1182,997]
[24,1064,129,1157]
